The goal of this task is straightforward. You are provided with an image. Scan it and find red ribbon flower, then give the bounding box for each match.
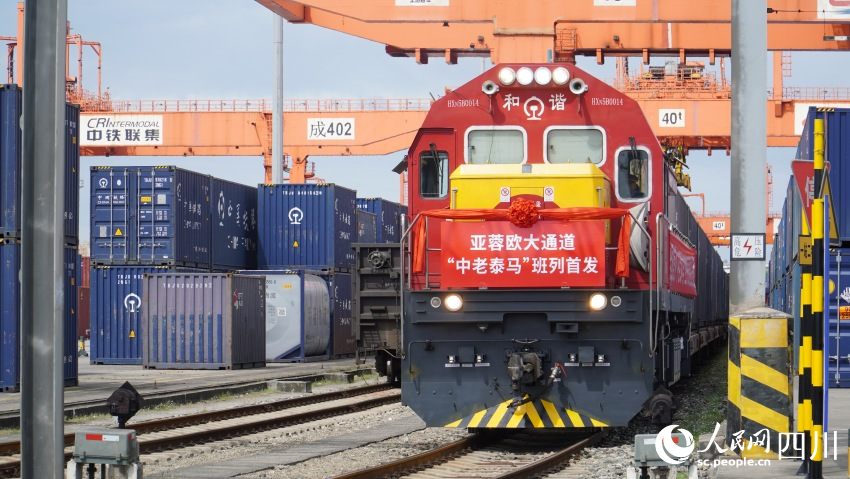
[507,198,540,228]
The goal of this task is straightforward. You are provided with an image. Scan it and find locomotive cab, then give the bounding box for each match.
[398,63,727,430]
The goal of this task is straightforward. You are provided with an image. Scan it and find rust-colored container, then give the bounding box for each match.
[80,256,90,288]
[77,287,90,339]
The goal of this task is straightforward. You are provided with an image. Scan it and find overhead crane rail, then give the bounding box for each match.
[82,98,432,113]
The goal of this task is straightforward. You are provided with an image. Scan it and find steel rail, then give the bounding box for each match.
[328,434,486,479]
[494,430,606,479]
[137,391,400,454]
[0,383,396,478]
[330,430,606,479]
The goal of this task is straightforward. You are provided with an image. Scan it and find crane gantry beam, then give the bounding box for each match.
[256,0,850,64]
[77,99,428,183]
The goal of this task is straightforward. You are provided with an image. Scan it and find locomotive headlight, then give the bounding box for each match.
[552,67,571,85]
[534,67,552,85]
[498,67,517,86]
[516,67,534,86]
[588,293,607,311]
[445,294,463,311]
[430,296,442,308]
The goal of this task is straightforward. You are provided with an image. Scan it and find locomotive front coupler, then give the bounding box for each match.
[505,339,550,393]
[509,364,563,408]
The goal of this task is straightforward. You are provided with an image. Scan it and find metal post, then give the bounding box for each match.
[272,15,284,184]
[730,0,767,313]
[810,119,825,479]
[799,227,813,475]
[20,0,68,478]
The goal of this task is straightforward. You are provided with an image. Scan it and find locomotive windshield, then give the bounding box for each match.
[617,146,650,200]
[420,148,449,198]
[545,128,604,164]
[466,128,525,164]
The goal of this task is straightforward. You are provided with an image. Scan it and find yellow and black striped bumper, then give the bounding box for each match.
[728,314,792,459]
[445,396,609,428]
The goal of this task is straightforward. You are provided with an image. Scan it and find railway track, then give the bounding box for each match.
[331,429,606,479]
[0,383,397,478]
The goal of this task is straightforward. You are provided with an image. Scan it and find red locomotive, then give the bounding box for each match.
[398,63,727,429]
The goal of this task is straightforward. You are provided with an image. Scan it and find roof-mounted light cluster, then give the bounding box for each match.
[497,66,572,87]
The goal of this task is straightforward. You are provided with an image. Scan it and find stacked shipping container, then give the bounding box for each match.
[355,197,407,243]
[240,270,331,362]
[142,273,266,369]
[767,106,850,388]
[255,184,372,360]
[89,166,259,366]
[0,85,80,391]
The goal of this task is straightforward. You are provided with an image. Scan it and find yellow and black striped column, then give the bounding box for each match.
[810,118,825,479]
[728,312,792,459]
[799,232,813,473]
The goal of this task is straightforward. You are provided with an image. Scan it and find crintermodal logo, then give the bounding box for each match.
[655,425,696,465]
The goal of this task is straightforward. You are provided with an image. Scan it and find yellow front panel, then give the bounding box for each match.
[451,164,610,210]
[450,164,611,242]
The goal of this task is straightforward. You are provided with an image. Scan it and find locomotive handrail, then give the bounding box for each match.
[628,209,655,359]
[399,212,425,358]
[654,213,665,359]
[653,212,673,360]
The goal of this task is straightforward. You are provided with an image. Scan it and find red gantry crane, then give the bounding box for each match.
[6,1,850,208]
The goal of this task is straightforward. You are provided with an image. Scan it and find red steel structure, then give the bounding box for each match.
[6,1,850,207]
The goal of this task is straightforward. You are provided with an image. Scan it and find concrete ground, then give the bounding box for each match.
[714,387,849,478]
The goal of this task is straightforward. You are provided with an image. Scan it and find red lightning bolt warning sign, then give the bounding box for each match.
[730,234,765,261]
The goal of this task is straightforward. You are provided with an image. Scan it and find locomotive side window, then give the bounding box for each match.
[419,148,449,198]
[466,128,525,164]
[545,128,604,164]
[616,146,650,201]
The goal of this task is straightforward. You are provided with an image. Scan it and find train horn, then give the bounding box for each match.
[481,80,500,96]
[569,78,588,95]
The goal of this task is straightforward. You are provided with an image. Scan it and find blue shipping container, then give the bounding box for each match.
[0,239,78,391]
[90,166,211,267]
[90,265,200,364]
[356,198,405,243]
[796,107,850,243]
[211,178,258,270]
[827,248,850,387]
[326,272,355,357]
[356,210,377,243]
[0,85,80,243]
[258,184,357,270]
